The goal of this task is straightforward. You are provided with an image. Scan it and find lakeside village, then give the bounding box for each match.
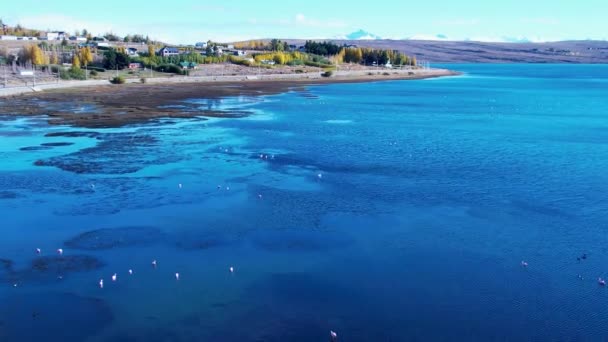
[0,22,421,86]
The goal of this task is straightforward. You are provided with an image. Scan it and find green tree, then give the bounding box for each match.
[61,39,68,47]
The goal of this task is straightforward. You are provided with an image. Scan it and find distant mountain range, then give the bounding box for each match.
[334,29,583,44]
[283,38,608,63]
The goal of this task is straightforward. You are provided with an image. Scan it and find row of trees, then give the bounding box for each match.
[337,47,417,66]
[304,41,342,56]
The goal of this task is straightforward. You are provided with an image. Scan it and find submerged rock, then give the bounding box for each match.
[64,226,165,250]
[29,255,105,275]
[41,142,75,147]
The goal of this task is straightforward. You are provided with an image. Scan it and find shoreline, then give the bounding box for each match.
[0,68,459,128]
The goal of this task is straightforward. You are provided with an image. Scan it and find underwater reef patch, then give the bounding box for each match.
[64,226,165,250]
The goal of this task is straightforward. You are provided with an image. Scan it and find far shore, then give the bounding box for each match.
[0,68,458,128]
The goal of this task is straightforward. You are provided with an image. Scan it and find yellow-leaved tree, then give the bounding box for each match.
[79,47,93,68]
[28,45,45,67]
[72,55,81,69]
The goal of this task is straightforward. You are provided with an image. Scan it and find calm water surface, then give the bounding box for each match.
[1,64,608,341]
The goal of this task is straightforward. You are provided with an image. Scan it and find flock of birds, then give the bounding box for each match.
[19,166,339,340]
[521,253,605,286]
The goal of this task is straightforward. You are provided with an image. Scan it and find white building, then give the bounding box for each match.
[0,35,17,40]
[195,42,208,48]
[46,31,66,40]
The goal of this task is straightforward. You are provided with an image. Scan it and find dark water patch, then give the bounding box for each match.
[173,231,232,251]
[44,131,101,138]
[0,191,19,199]
[16,255,106,281]
[0,258,15,281]
[64,226,165,250]
[0,292,113,341]
[41,142,75,147]
[249,229,353,252]
[35,132,170,174]
[20,146,53,151]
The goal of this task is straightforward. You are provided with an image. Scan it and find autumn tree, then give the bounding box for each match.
[72,55,81,69]
[78,47,93,68]
[27,44,44,67]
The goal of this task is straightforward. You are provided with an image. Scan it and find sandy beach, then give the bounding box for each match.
[0,68,458,127]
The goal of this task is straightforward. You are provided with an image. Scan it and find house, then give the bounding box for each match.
[46,31,66,40]
[127,47,138,56]
[226,44,234,49]
[158,46,180,57]
[69,36,87,41]
[230,50,246,57]
[179,61,198,70]
[0,35,17,40]
[195,42,208,49]
[92,36,107,42]
[95,42,110,48]
[128,63,141,69]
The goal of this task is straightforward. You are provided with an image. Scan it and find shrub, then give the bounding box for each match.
[287,60,304,66]
[295,69,304,74]
[321,70,333,78]
[110,76,126,84]
[90,70,98,76]
[140,77,146,84]
[156,63,183,75]
[383,72,390,76]
[60,67,86,80]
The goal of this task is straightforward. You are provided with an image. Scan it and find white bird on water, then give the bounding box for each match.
[178,183,183,189]
[175,273,180,281]
[229,266,234,273]
[521,261,528,267]
[152,260,157,268]
[318,173,323,180]
[129,269,133,275]
[330,330,338,341]
[99,279,104,289]
[57,248,63,256]
[112,273,117,282]
[36,248,41,255]
[258,194,263,200]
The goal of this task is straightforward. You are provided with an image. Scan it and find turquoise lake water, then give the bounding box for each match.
[1,64,608,341]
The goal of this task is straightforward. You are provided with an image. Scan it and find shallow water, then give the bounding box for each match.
[1,64,608,341]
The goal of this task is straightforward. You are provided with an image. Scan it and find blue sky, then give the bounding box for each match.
[1,0,606,43]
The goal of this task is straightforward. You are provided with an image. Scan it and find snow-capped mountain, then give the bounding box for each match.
[335,29,382,40]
